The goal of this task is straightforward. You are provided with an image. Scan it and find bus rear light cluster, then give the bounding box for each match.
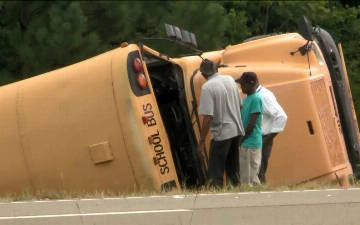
[127,50,150,96]
[133,58,147,89]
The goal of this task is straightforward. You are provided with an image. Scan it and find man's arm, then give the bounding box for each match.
[238,87,243,110]
[240,94,263,145]
[262,133,278,147]
[199,115,213,142]
[263,113,287,147]
[198,87,214,139]
[240,112,260,144]
[197,87,214,158]
[262,93,288,146]
[197,115,213,160]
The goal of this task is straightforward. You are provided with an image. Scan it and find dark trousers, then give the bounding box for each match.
[208,135,241,188]
[258,135,274,184]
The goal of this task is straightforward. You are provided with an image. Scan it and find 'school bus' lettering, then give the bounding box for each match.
[143,103,170,174]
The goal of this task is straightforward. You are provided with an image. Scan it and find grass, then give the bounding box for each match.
[1,180,360,203]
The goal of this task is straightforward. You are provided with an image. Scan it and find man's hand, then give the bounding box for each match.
[239,136,245,146]
[197,115,212,161]
[262,133,278,148]
[262,136,270,148]
[197,141,205,160]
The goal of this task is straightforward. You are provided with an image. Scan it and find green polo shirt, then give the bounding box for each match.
[241,92,263,148]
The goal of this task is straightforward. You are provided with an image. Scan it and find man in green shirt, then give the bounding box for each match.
[235,72,263,186]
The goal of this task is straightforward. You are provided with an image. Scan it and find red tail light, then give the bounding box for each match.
[133,58,143,73]
[137,73,147,89]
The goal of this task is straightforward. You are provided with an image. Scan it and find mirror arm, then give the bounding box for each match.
[290,40,313,56]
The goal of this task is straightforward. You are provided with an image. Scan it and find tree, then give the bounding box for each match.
[223,8,250,45]
[220,1,331,36]
[134,1,229,57]
[0,1,101,85]
[80,1,145,52]
[340,0,360,7]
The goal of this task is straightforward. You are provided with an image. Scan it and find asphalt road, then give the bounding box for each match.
[1,188,360,225]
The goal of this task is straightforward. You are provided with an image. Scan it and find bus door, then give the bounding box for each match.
[111,43,180,191]
[117,44,206,189]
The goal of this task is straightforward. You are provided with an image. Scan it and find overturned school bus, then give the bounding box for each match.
[0,16,359,195]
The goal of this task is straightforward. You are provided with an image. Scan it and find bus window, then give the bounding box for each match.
[312,41,324,67]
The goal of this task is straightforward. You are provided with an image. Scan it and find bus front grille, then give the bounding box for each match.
[310,79,344,167]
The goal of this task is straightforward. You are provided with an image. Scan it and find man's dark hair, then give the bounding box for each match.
[235,72,258,85]
[200,59,217,76]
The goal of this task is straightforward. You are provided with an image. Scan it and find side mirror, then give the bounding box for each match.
[165,24,197,48]
[181,30,197,48]
[298,15,314,41]
[165,24,183,41]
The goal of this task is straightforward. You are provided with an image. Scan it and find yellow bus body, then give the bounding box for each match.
[0,44,179,194]
[0,32,357,195]
[183,33,353,187]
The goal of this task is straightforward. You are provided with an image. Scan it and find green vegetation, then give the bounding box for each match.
[1,2,360,116]
[1,1,359,120]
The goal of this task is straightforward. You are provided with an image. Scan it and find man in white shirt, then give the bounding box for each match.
[256,81,288,184]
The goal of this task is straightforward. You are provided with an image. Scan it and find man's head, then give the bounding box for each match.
[235,72,258,94]
[200,59,217,79]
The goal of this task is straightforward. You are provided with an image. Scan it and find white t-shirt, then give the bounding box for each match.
[256,85,287,135]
